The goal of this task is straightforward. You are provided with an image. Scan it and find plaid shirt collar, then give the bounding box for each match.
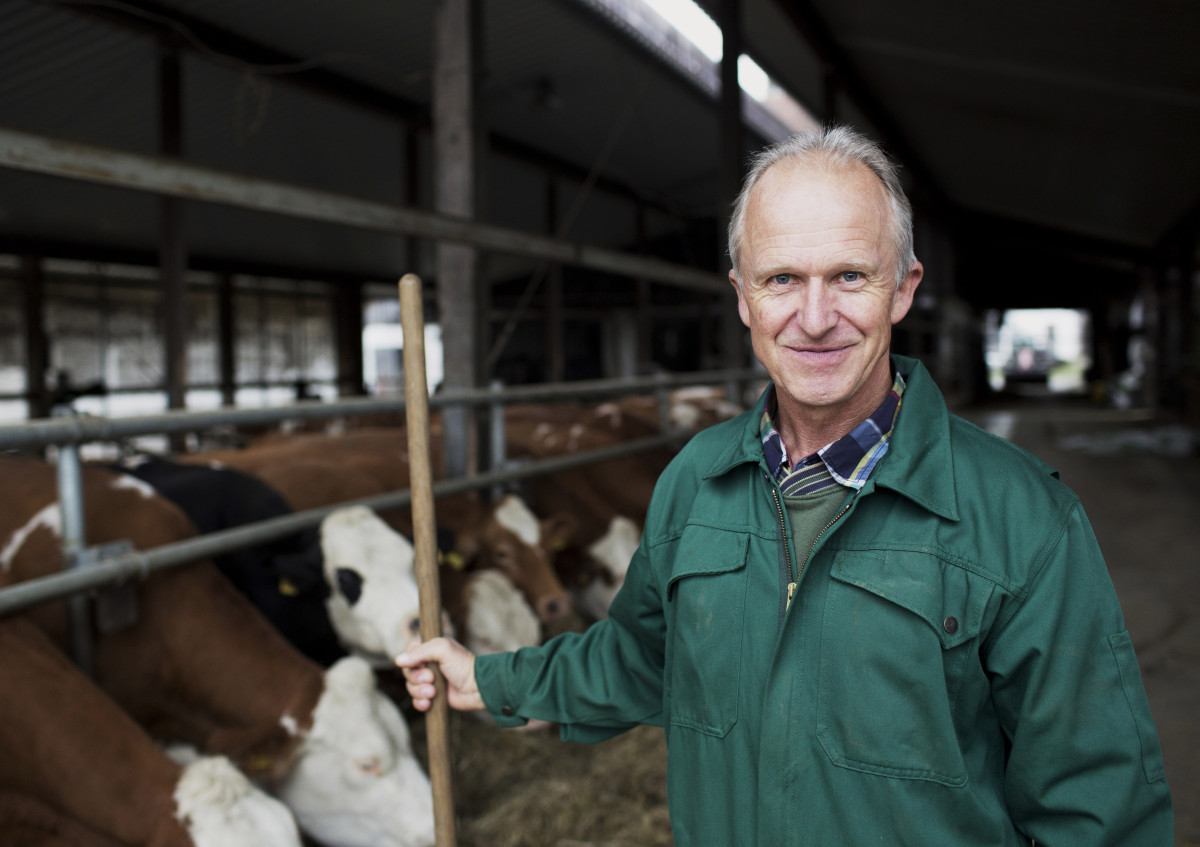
[760,365,906,494]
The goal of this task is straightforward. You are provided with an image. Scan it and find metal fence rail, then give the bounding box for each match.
[0,366,765,619]
[0,431,683,618]
[0,368,760,449]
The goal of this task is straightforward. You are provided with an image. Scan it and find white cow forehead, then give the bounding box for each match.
[321,507,414,570]
[493,495,539,546]
[176,756,302,847]
[110,474,157,499]
[1,503,61,572]
[586,515,641,578]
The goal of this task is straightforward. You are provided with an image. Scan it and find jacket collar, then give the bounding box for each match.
[704,355,959,521]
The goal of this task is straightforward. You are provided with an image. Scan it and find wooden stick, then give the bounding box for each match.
[399,273,457,847]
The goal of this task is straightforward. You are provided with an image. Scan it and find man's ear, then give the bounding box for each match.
[890,260,924,325]
[730,270,751,328]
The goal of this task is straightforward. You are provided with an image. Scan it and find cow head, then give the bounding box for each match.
[575,515,641,621]
[275,657,435,847]
[451,494,575,623]
[319,507,422,663]
[171,754,304,847]
[458,568,540,655]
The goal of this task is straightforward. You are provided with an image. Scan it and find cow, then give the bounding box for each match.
[0,615,304,847]
[440,566,539,657]
[0,791,124,847]
[0,455,436,847]
[499,404,670,622]
[182,428,576,625]
[571,514,642,622]
[498,390,745,620]
[108,455,423,667]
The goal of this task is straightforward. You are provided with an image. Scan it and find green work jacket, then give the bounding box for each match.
[477,355,1173,845]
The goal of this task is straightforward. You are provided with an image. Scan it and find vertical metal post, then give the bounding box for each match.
[335,281,366,397]
[489,378,507,500]
[159,39,188,451]
[434,0,483,479]
[546,175,565,383]
[22,254,50,420]
[55,435,94,676]
[218,272,236,406]
[717,0,748,402]
[655,373,671,433]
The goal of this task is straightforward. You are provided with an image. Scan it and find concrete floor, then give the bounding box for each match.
[963,398,1199,845]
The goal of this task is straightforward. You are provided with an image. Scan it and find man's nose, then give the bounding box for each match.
[793,281,838,337]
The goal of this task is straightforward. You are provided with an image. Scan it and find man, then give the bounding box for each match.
[399,126,1173,844]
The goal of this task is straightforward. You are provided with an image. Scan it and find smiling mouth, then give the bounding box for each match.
[787,345,849,355]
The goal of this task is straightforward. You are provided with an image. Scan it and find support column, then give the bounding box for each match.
[405,124,422,274]
[334,281,365,396]
[1180,240,1198,423]
[217,273,236,406]
[716,0,748,382]
[159,41,188,432]
[546,175,565,382]
[434,0,483,477]
[635,204,652,375]
[22,254,50,419]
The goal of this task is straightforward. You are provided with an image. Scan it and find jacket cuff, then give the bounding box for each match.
[474,652,528,728]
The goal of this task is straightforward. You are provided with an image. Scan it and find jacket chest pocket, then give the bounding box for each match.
[664,527,749,738]
[816,549,994,787]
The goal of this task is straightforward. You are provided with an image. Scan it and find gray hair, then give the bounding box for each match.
[727,125,916,287]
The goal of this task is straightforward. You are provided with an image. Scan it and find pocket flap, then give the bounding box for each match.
[830,549,991,648]
[668,525,749,590]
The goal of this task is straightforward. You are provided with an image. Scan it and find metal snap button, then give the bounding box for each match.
[501,706,515,717]
[943,616,959,634]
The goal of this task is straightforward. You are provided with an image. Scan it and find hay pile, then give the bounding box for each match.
[410,711,673,847]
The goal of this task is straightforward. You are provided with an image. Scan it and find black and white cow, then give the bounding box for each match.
[113,456,421,665]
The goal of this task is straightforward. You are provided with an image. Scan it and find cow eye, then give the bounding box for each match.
[354,756,383,776]
[407,617,421,635]
[335,568,364,605]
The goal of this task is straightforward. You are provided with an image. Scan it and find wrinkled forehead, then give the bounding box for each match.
[744,159,896,260]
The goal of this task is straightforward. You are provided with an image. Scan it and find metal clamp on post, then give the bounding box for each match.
[80,540,140,634]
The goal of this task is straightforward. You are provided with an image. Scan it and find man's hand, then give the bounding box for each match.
[395,637,485,713]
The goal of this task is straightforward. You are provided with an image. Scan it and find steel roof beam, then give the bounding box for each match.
[0,127,726,294]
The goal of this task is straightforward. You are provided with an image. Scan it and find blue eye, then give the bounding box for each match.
[772,274,792,285]
[842,271,861,282]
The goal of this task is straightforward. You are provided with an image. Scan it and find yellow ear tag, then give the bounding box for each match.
[278,577,299,597]
[438,550,467,571]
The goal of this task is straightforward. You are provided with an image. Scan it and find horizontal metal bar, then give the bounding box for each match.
[0,368,763,449]
[0,127,726,295]
[0,431,685,619]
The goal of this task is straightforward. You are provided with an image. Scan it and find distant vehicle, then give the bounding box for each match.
[1003,343,1057,384]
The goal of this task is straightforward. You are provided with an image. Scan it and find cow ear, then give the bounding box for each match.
[540,513,577,553]
[273,547,326,595]
[451,529,482,565]
[206,722,301,783]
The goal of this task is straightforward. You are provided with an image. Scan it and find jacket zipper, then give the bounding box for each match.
[771,479,853,612]
[768,484,797,609]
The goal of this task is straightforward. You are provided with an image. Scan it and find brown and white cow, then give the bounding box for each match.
[0,616,304,847]
[0,455,435,847]
[500,404,673,621]
[184,428,576,625]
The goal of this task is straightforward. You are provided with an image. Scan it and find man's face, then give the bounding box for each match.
[730,159,922,432]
